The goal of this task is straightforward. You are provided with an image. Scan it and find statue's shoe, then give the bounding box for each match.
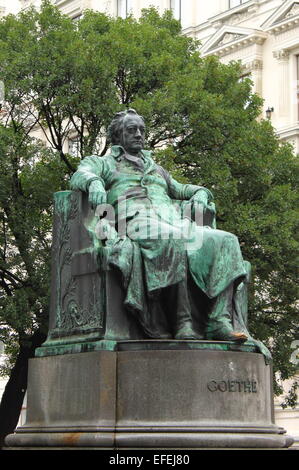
[206,327,247,343]
[175,323,202,340]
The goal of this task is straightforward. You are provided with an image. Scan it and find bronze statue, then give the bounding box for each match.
[70,109,254,343]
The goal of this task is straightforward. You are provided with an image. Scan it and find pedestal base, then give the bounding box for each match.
[5,341,294,449]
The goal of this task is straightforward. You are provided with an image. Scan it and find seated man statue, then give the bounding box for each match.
[70,109,250,342]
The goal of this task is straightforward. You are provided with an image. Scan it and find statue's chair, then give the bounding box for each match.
[39,190,251,354]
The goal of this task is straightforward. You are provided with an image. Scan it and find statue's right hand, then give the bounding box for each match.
[88,180,107,208]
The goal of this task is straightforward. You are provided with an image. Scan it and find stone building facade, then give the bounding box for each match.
[2,0,298,153]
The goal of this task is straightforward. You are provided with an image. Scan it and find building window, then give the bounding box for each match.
[229,0,249,8]
[170,0,181,21]
[117,0,132,18]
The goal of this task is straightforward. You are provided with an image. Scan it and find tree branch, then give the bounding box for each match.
[0,266,25,287]
[0,276,12,296]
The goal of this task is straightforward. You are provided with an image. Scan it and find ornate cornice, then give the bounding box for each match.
[268,16,299,35]
[202,30,267,58]
[264,1,299,35]
[208,0,261,29]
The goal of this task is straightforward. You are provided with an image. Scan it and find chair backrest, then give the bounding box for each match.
[48,190,105,339]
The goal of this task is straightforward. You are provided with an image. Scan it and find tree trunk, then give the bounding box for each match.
[0,330,46,448]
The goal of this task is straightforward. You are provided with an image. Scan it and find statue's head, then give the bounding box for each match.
[107,108,145,155]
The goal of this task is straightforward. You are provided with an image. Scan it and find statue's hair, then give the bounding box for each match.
[107,108,145,145]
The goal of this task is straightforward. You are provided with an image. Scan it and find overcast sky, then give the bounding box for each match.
[3,0,21,14]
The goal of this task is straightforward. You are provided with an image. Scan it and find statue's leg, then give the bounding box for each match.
[146,295,172,339]
[232,261,251,333]
[205,283,248,342]
[164,276,203,340]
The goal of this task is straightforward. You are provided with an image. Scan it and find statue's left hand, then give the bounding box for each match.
[190,190,209,207]
[190,191,216,226]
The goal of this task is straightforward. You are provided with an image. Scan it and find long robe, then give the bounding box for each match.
[70,145,247,333]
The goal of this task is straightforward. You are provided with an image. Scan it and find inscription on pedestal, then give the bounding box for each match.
[207,379,258,393]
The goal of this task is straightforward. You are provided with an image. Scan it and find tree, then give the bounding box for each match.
[0,1,298,446]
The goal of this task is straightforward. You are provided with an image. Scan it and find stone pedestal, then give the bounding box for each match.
[5,341,294,449]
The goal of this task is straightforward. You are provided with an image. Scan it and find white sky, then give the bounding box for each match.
[2,0,21,14]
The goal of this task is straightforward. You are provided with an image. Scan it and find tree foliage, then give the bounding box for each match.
[0,1,298,441]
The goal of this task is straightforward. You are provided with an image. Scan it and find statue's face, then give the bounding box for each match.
[120,114,145,155]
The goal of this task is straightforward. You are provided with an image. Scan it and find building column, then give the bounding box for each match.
[273,49,291,119]
[244,59,263,96]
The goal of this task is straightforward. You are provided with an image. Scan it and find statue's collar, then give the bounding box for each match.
[110,145,152,160]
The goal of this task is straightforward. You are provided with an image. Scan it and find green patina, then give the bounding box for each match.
[38,110,271,364]
[35,339,260,357]
[35,340,119,356]
[54,191,74,219]
[68,115,249,341]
